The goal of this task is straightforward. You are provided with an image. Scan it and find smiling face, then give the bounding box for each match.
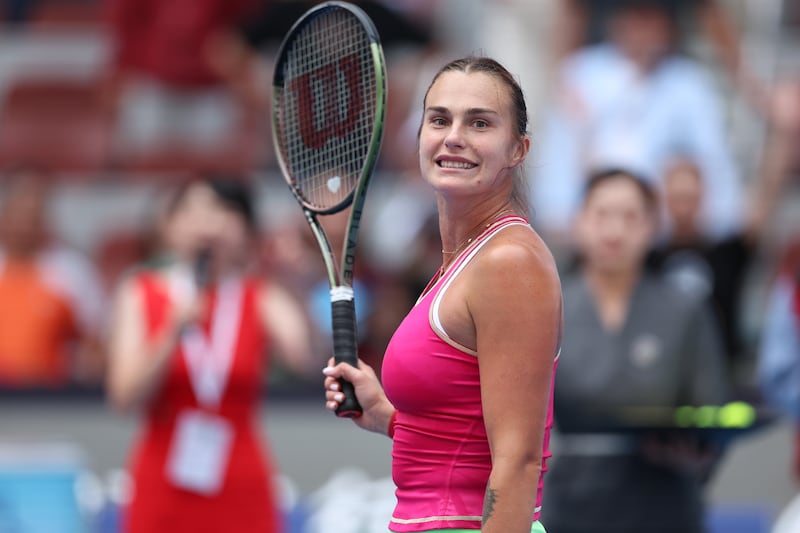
[418,70,529,205]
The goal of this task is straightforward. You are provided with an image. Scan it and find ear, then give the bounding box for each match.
[509,135,530,169]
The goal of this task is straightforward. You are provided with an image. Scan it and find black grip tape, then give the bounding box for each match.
[331,298,363,417]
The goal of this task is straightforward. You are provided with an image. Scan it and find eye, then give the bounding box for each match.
[472,119,489,129]
[430,117,448,127]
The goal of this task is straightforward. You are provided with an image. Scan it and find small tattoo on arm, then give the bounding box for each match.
[482,485,497,525]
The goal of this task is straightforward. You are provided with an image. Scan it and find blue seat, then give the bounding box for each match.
[705,504,773,533]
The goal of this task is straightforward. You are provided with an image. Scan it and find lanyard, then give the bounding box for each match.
[180,278,243,410]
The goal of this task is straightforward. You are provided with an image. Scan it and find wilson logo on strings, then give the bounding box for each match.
[290,55,364,149]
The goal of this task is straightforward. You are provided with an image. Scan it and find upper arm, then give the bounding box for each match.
[469,239,562,462]
[106,276,146,393]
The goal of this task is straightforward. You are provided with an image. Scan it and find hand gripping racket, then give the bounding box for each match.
[271,1,386,417]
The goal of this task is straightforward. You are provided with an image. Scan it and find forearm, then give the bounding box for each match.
[481,460,542,533]
[358,397,396,437]
[108,321,182,411]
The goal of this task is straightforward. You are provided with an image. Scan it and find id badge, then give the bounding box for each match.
[166,409,234,495]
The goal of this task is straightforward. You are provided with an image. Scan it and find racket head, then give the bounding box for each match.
[271,1,386,216]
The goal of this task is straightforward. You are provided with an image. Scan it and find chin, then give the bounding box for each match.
[594,260,635,275]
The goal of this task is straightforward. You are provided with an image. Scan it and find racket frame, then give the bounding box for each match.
[271,1,387,417]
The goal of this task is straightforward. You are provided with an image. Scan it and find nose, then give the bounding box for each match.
[443,123,465,149]
[605,213,627,237]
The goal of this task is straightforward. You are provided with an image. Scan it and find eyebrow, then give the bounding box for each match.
[425,106,500,117]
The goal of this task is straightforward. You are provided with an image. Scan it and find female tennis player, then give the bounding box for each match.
[324,56,562,533]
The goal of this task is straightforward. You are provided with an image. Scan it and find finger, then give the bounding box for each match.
[326,390,345,403]
[323,374,340,389]
[324,362,361,383]
[322,365,343,380]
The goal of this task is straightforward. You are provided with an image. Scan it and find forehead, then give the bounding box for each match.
[169,183,216,216]
[666,164,701,185]
[585,177,649,210]
[426,70,510,112]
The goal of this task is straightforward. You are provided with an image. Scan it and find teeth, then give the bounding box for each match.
[439,160,476,169]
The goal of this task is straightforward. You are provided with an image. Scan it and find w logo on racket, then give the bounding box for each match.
[290,55,364,149]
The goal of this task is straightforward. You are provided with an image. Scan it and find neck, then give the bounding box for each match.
[615,43,664,73]
[584,265,640,299]
[584,265,641,331]
[668,222,701,246]
[439,203,515,267]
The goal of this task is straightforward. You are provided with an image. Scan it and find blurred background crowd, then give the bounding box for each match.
[0,0,798,532]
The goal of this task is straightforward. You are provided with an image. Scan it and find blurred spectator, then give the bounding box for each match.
[755,78,800,533]
[758,261,800,426]
[760,77,800,216]
[646,151,785,382]
[542,169,730,533]
[106,176,315,533]
[552,0,768,111]
[531,0,743,247]
[0,165,105,388]
[102,0,261,167]
[757,253,800,533]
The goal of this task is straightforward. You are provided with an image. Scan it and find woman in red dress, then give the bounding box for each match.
[106,177,314,533]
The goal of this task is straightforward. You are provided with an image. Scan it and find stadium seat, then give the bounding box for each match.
[0,77,111,173]
[705,504,773,533]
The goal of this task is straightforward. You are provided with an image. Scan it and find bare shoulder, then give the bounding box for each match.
[466,225,562,360]
[472,224,561,291]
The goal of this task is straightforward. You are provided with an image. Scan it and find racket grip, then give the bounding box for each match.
[331,297,363,418]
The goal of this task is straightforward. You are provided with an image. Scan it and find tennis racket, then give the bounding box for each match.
[271,1,386,418]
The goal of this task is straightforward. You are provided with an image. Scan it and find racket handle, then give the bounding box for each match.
[331,296,363,418]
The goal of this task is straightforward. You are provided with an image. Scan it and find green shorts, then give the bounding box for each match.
[417,521,546,533]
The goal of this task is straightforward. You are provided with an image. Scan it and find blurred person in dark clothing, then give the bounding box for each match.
[0,165,105,387]
[646,153,786,382]
[649,75,800,381]
[541,169,729,533]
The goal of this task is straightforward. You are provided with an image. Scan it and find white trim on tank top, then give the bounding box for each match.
[430,220,532,356]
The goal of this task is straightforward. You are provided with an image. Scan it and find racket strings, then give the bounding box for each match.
[275,9,378,212]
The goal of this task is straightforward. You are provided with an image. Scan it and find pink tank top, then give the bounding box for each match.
[381,215,557,532]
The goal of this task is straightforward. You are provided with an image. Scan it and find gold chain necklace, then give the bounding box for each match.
[441,208,514,257]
